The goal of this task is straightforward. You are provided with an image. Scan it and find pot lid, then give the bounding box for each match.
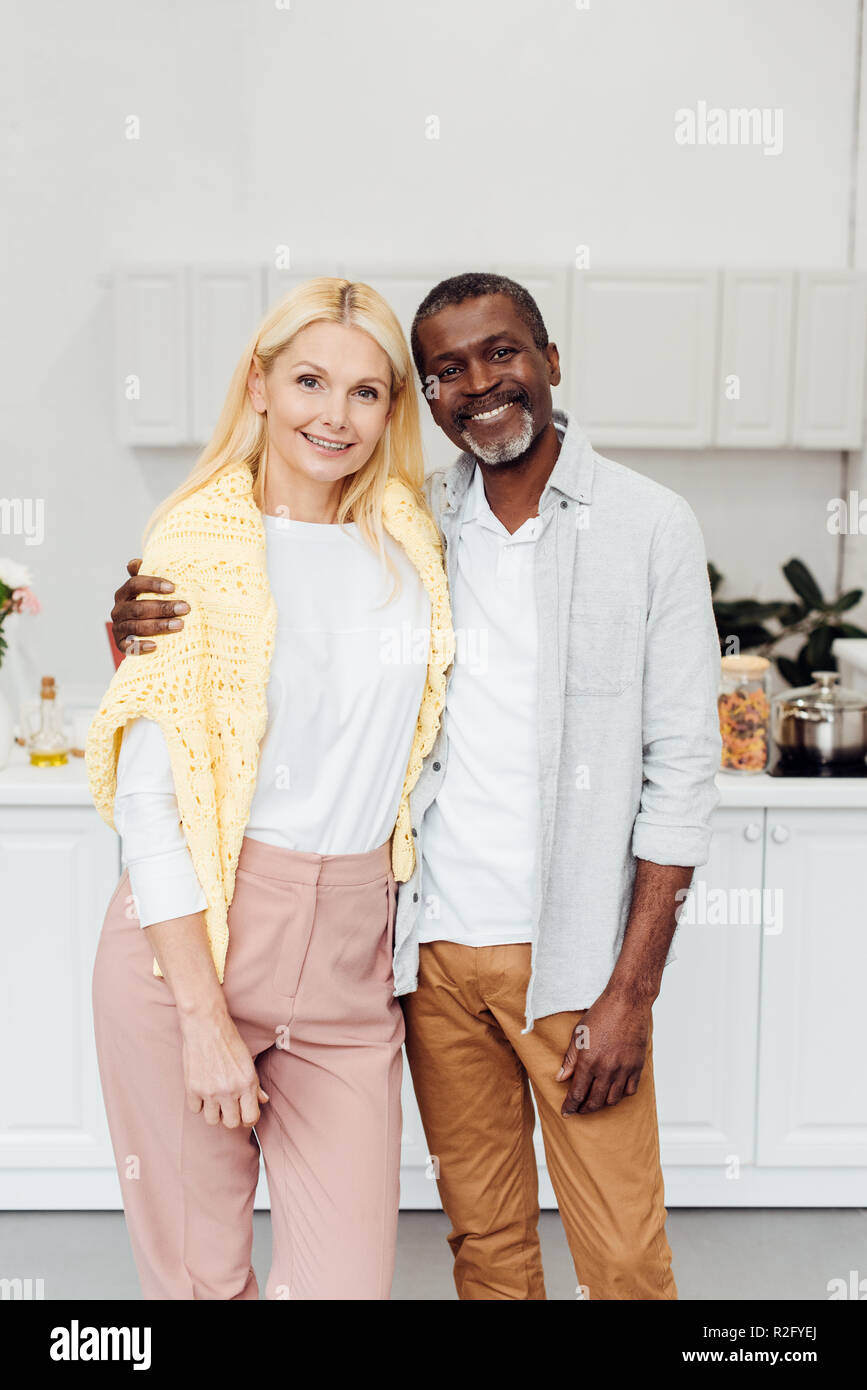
[773,670,867,712]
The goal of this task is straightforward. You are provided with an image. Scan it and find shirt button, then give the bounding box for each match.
[411,828,417,837]
[432,761,441,772]
[413,892,419,902]
[560,499,567,509]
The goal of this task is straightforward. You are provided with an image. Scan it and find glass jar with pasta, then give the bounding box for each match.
[718,655,771,774]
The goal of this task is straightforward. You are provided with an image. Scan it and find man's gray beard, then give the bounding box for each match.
[459,406,535,465]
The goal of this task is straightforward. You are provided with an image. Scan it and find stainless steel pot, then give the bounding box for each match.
[771,670,867,766]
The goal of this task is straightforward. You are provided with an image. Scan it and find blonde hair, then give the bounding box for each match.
[142,277,426,564]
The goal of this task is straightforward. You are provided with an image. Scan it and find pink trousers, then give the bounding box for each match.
[92,835,404,1301]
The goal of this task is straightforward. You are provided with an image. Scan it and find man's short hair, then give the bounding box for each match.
[410,272,549,379]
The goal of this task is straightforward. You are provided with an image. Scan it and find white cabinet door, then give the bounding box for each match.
[791,272,867,447]
[570,269,719,446]
[653,808,764,1164]
[0,807,120,1168]
[264,266,347,313]
[492,265,570,410]
[347,269,457,475]
[757,808,867,1166]
[715,271,794,447]
[190,267,264,444]
[114,266,189,444]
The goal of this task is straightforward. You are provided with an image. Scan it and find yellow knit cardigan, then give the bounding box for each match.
[86,464,455,983]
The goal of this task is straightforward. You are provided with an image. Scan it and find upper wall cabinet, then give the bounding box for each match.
[190,268,265,444]
[791,272,867,449]
[715,271,794,447]
[114,264,867,451]
[493,266,570,407]
[265,266,349,311]
[569,270,719,447]
[346,267,571,471]
[345,268,460,472]
[114,267,189,445]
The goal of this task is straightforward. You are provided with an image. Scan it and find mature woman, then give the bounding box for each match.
[86,278,453,1301]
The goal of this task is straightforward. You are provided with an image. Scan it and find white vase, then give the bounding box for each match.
[0,687,14,770]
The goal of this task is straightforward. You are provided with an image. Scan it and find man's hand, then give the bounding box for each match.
[557,989,652,1116]
[556,859,693,1116]
[111,558,190,654]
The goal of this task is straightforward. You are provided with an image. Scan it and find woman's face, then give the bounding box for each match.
[247,320,395,484]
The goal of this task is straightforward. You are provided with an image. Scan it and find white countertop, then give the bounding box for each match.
[715,769,867,808]
[0,745,97,805]
[3,743,867,809]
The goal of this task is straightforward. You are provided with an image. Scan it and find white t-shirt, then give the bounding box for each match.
[419,463,550,947]
[114,515,430,927]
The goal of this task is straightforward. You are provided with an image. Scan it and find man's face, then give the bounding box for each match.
[415,293,561,465]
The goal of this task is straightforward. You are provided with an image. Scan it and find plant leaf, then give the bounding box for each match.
[707,562,723,595]
[719,623,776,651]
[776,655,806,688]
[713,599,789,621]
[829,589,864,613]
[833,621,867,639]
[805,625,836,672]
[783,559,825,611]
[777,602,809,626]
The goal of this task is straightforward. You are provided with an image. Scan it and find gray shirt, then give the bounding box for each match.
[393,408,722,1031]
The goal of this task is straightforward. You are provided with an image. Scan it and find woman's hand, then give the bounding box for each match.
[179,1001,270,1129]
[144,911,269,1129]
[111,557,190,655]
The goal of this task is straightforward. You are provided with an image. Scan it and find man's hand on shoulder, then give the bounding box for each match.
[111,558,190,655]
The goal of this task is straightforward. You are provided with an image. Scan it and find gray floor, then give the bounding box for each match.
[2,1208,865,1299]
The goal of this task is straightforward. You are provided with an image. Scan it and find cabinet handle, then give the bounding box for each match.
[771,824,789,844]
[743,823,762,842]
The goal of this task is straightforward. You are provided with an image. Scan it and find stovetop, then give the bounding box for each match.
[767,752,867,778]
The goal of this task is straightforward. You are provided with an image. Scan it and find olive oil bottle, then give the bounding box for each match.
[28,676,69,766]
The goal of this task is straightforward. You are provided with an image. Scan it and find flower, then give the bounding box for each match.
[0,559,40,626]
[12,587,41,615]
[0,558,33,590]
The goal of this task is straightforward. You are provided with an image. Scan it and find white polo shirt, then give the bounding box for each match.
[419,462,551,947]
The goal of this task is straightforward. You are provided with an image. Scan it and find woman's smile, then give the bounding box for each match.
[299,429,354,454]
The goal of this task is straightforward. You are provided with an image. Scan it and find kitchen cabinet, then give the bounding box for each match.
[265,266,343,312]
[492,264,570,410]
[0,803,119,1180]
[653,808,763,1164]
[114,266,189,445]
[344,266,572,474]
[114,263,867,451]
[401,795,867,1208]
[2,756,866,1209]
[569,269,719,447]
[345,268,455,473]
[714,271,794,447]
[756,808,867,1166]
[791,271,867,448]
[190,267,264,444]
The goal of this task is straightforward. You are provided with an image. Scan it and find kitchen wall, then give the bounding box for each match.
[0,0,864,696]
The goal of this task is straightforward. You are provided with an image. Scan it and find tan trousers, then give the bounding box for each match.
[402,941,677,1301]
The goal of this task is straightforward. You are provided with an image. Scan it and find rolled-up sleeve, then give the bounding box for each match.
[114,717,208,927]
[631,495,722,867]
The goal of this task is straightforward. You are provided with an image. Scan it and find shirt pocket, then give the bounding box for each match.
[565,602,643,696]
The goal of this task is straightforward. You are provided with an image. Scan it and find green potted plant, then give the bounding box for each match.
[709,558,867,688]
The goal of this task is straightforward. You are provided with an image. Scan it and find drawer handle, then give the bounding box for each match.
[771,824,789,844]
[743,823,762,842]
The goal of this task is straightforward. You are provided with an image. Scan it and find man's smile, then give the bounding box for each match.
[467,402,514,423]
